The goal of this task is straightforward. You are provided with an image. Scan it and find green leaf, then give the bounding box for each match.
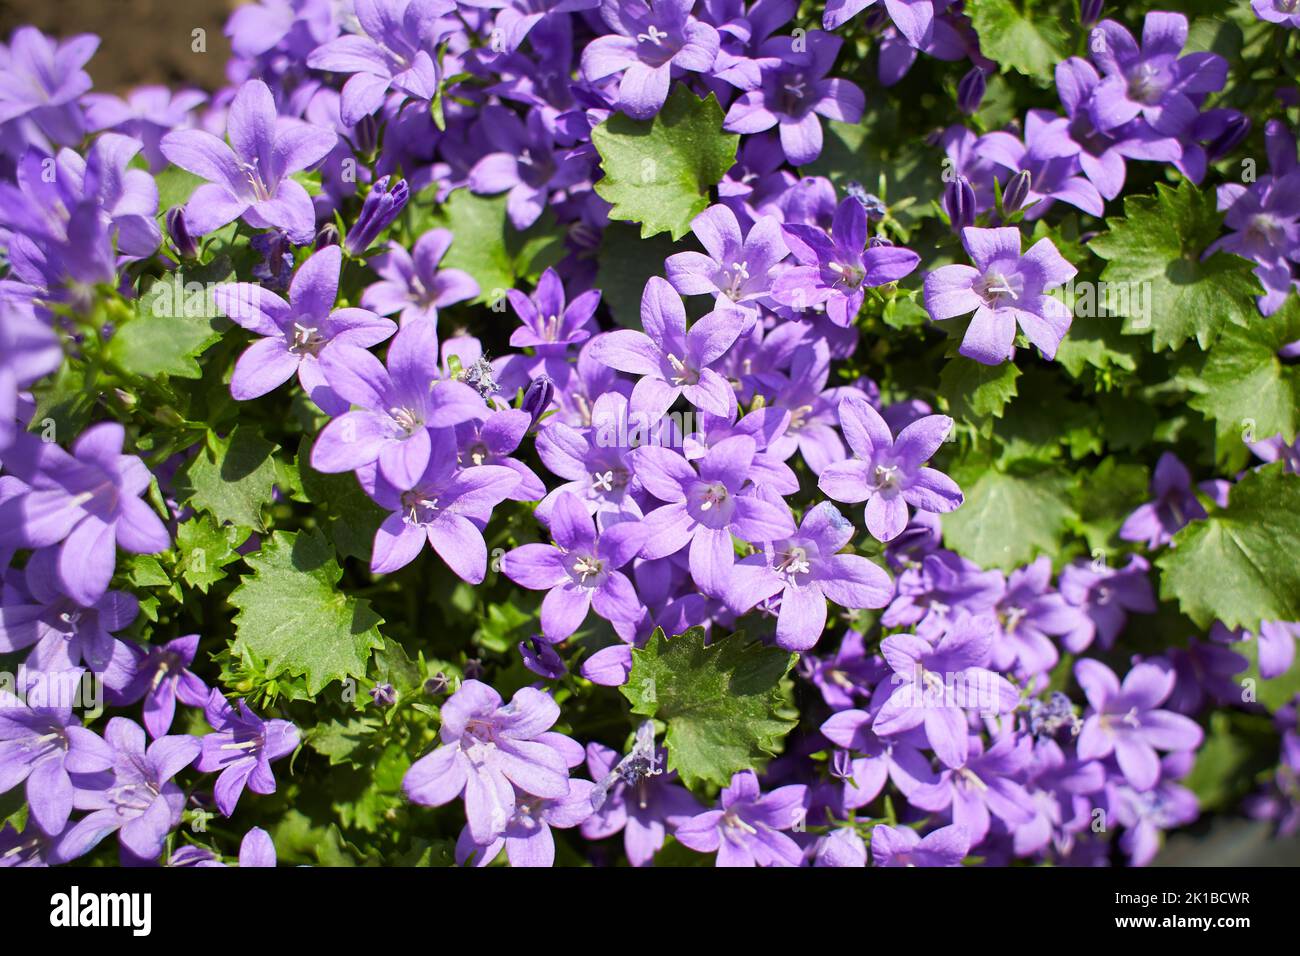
[1187,297,1300,448]
[1070,457,1151,554]
[1234,636,1300,712]
[939,358,1021,421]
[592,87,739,240]
[594,223,682,327]
[941,458,1077,570]
[1055,314,1140,378]
[1088,181,1261,351]
[425,190,565,303]
[966,0,1070,82]
[153,166,206,214]
[229,529,385,696]
[174,427,280,533]
[1157,463,1300,632]
[621,627,797,790]
[108,257,234,379]
[174,514,250,593]
[296,436,387,561]
[308,716,384,768]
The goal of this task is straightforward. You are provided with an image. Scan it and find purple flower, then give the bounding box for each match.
[1254,0,1300,28]
[907,733,1036,844]
[169,826,277,868]
[803,630,888,709]
[456,778,595,867]
[990,556,1085,677]
[360,426,520,579]
[674,770,808,866]
[505,267,601,353]
[1075,659,1203,791]
[403,680,577,844]
[633,436,796,596]
[503,492,647,641]
[468,106,591,229]
[589,276,748,420]
[870,823,969,866]
[814,826,868,866]
[0,678,114,836]
[0,27,97,145]
[871,615,1020,767]
[215,244,396,412]
[922,226,1078,365]
[883,549,1004,637]
[0,301,60,453]
[160,79,338,243]
[361,229,481,327]
[1120,451,1230,549]
[312,318,487,488]
[723,32,864,165]
[580,0,722,120]
[53,717,199,863]
[773,198,920,327]
[456,409,547,501]
[83,86,208,171]
[818,395,961,542]
[344,175,410,255]
[976,109,1105,218]
[1057,555,1156,652]
[110,635,212,739]
[727,501,893,651]
[195,693,300,816]
[1087,13,1227,136]
[535,391,645,524]
[305,0,453,126]
[664,204,788,316]
[823,0,933,46]
[1110,758,1200,865]
[0,424,170,607]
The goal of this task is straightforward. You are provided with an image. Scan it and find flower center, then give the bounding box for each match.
[976,270,1022,306]
[389,406,424,436]
[723,260,750,300]
[777,545,812,577]
[698,481,729,511]
[1126,62,1169,105]
[868,463,901,493]
[401,490,439,525]
[239,159,272,202]
[665,353,699,386]
[289,322,325,355]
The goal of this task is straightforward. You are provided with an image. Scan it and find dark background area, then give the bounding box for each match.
[0,0,231,91]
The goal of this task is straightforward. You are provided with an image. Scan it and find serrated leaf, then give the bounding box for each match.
[595,223,682,327]
[1157,463,1300,632]
[966,0,1070,82]
[174,514,250,593]
[1055,314,1140,377]
[941,459,1077,570]
[592,88,738,240]
[109,257,234,378]
[175,427,280,532]
[229,529,385,696]
[296,436,386,561]
[1187,296,1300,448]
[621,627,796,790]
[939,358,1021,420]
[1070,457,1151,553]
[308,716,384,768]
[1089,181,1261,351]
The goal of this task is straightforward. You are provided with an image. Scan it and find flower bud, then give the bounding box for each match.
[344,175,409,256]
[957,67,986,115]
[1206,112,1250,161]
[166,206,198,260]
[1001,169,1032,216]
[944,175,976,232]
[522,375,556,429]
[369,683,397,706]
[1079,0,1104,27]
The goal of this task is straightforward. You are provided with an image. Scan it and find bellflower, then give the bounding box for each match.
[990,556,1086,677]
[83,86,208,171]
[535,391,645,525]
[506,267,601,354]
[1253,0,1300,28]
[727,501,893,651]
[361,228,481,327]
[456,779,595,867]
[1074,659,1204,791]
[214,244,397,412]
[1119,451,1230,549]
[456,409,547,501]
[822,0,933,47]
[664,204,788,316]
[110,634,211,739]
[0,301,61,452]
[870,823,969,866]
[907,733,1036,844]
[882,549,1004,636]
[976,110,1105,218]
[1057,555,1156,652]
[922,226,1078,365]
[402,680,576,844]
[502,491,646,641]
[344,175,410,255]
[195,693,300,816]
[468,106,591,229]
[160,79,338,243]
[818,395,962,542]
[674,770,808,867]
[0,26,97,145]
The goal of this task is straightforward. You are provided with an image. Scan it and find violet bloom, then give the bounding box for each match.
[215,244,396,412]
[362,229,481,327]
[580,0,722,120]
[361,427,520,580]
[536,391,645,524]
[872,614,1020,768]
[823,0,933,46]
[462,0,600,52]
[907,733,1037,844]
[1111,759,1200,865]
[403,681,577,844]
[589,276,749,420]
[581,732,701,866]
[1074,659,1203,791]
[456,409,547,501]
[160,79,337,243]
[53,718,199,863]
[803,630,888,709]
[664,204,788,316]
[456,779,595,867]
[83,86,208,171]
[506,267,601,355]
[312,318,486,488]
[1119,451,1230,549]
[923,226,1077,365]
[882,549,1004,637]
[1247,621,1300,681]
[818,395,962,542]
[990,556,1086,677]
[1253,0,1300,28]
[0,550,138,676]
[0,425,170,607]
[0,301,60,452]
[502,492,646,641]
[814,827,868,867]
[169,826,277,868]
[110,635,211,738]
[674,770,808,867]
[0,682,114,835]
[724,32,864,165]
[773,198,920,327]
[195,694,299,817]
[1057,555,1156,652]
[976,109,1105,218]
[305,0,452,126]
[1087,13,1227,135]
[0,27,97,145]
[870,823,969,867]
[469,106,591,229]
[633,435,796,596]
[344,175,409,255]
[728,502,893,651]
[763,338,854,474]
